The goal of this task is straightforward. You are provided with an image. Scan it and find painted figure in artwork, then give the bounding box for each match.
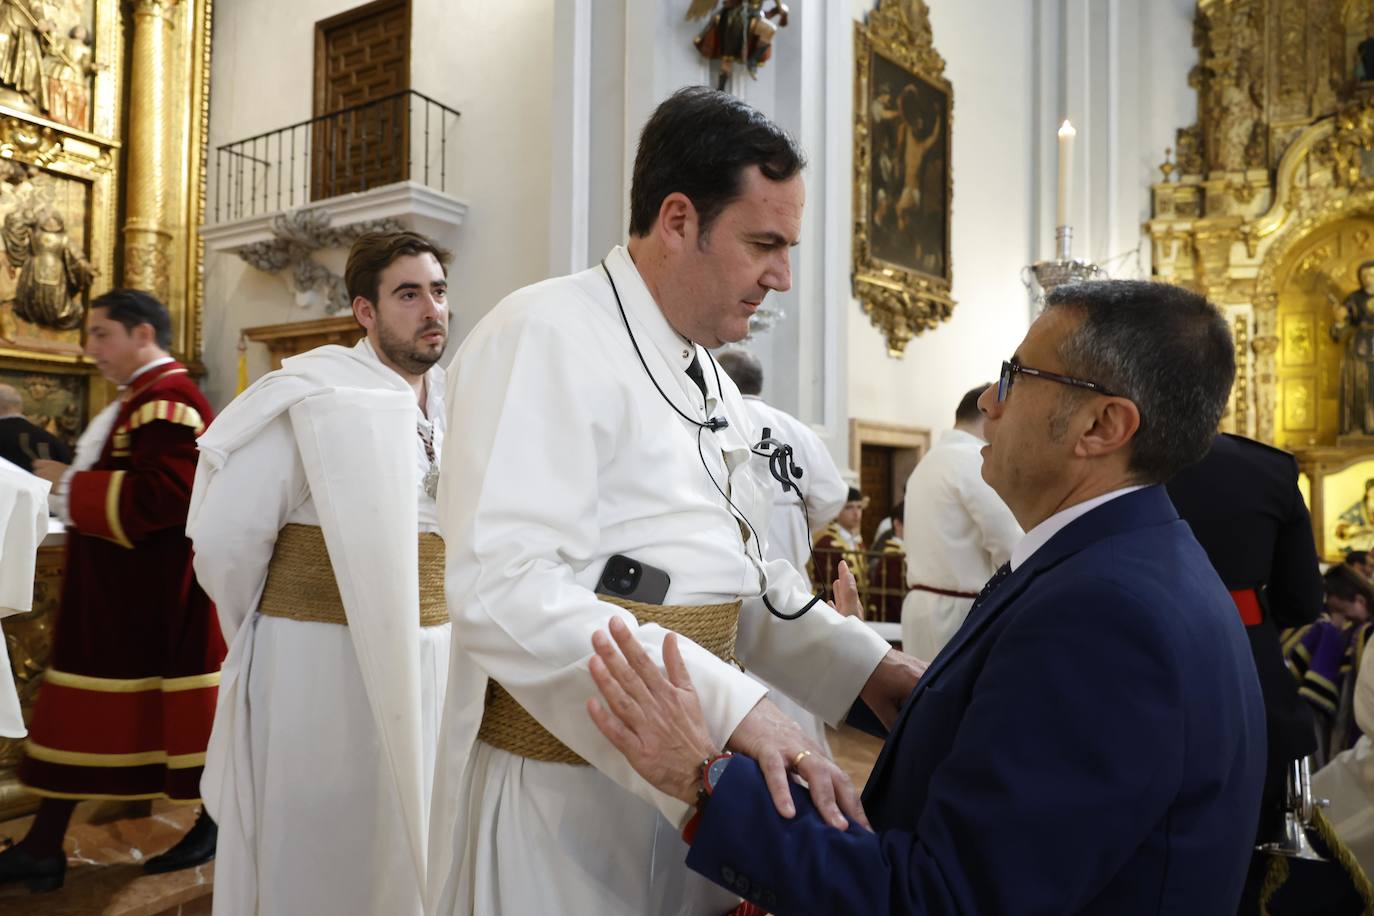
[3,206,96,331]
[1331,260,1374,436]
[0,0,48,114]
[1336,479,1374,553]
[44,24,97,130]
[687,0,789,91]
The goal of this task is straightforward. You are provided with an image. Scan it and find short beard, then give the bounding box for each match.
[376,319,445,376]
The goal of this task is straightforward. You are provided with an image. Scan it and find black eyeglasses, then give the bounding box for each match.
[997,359,1117,402]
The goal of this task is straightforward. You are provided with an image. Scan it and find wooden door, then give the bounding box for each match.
[860,444,895,545]
[312,0,410,200]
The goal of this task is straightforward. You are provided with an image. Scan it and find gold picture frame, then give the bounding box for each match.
[853,0,954,357]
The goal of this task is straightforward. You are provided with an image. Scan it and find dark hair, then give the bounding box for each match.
[344,230,451,305]
[1326,565,1374,607]
[846,486,862,503]
[1044,280,1234,484]
[889,501,904,522]
[91,288,172,350]
[715,349,763,395]
[955,384,988,425]
[628,86,805,238]
[1346,550,1369,567]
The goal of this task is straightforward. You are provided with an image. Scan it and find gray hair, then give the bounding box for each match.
[0,384,22,416]
[1045,280,1234,483]
[715,349,764,396]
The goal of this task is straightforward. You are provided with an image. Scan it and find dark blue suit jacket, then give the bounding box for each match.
[687,486,1266,915]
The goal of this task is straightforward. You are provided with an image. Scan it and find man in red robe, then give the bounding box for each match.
[0,289,223,892]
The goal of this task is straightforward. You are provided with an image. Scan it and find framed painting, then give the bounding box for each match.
[853,0,954,356]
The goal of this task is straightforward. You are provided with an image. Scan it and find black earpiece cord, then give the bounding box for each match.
[601,260,820,620]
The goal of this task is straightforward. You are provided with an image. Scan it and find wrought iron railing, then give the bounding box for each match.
[809,547,907,624]
[212,89,460,223]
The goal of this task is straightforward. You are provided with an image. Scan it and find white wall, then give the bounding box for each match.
[201,0,555,408]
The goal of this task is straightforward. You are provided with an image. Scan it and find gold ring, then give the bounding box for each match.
[791,750,812,768]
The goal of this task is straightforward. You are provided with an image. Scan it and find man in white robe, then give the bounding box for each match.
[428,87,924,916]
[901,385,1022,661]
[716,348,848,751]
[189,231,453,916]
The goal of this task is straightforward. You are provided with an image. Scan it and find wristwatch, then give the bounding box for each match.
[699,751,734,805]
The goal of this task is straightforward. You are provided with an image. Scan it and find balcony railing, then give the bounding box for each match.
[213,89,460,223]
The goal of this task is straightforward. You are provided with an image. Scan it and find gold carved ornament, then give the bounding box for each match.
[852,0,954,357]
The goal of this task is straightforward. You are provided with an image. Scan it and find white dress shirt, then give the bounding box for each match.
[1010,485,1147,571]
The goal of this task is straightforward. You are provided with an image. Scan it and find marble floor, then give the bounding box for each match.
[0,728,882,913]
[0,801,211,915]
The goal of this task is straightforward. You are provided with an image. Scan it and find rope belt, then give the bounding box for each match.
[477,594,743,766]
[257,523,449,628]
[908,583,979,599]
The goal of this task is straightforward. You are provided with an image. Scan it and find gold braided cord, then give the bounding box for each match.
[477,594,743,765]
[257,524,448,627]
[1312,806,1374,913]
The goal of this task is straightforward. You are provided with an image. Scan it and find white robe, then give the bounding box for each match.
[737,394,848,751]
[1314,639,1374,879]
[900,428,1021,661]
[427,245,891,916]
[189,340,450,916]
[0,455,48,737]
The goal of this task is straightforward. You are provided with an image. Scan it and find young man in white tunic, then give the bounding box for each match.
[188,231,452,916]
[428,87,925,916]
[900,385,1023,661]
[715,347,850,753]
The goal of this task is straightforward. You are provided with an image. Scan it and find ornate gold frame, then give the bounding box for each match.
[852,0,954,357]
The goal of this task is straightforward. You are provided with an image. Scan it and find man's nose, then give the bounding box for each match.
[762,249,791,292]
[977,383,1001,418]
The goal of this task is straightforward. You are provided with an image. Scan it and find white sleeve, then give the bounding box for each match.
[962,460,1022,566]
[1356,640,1374,739]
[795,424,848,535]
[188,415,307,644]
[440,312,766,822]
[736,556,889,725]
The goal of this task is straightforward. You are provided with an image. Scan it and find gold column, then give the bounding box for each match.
[122,0,179,304]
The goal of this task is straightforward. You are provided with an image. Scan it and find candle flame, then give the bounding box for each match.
[1058,120,1076,137]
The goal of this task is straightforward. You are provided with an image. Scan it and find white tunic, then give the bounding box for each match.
[427,246,891,916]
[900,428,1021,661]
[737,394,848,750]
[190,340,450,916]
[1315,638,1374,879]
[0,456,48,737]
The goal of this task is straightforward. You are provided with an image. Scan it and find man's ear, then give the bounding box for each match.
[352,296,376,330]
[655,192,698,251]
[1073,396,1140,460]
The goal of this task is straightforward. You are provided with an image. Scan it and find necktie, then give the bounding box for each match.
[685,355,708,401]
[973,562,1012,607]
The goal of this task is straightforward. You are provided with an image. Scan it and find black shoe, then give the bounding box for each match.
[0,840,65,892]
[142,810,216,875]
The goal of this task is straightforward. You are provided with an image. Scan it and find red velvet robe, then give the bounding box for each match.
[18,360,225,801]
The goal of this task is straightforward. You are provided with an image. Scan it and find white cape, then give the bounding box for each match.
[192,346,428,906]
[0,455,48,737]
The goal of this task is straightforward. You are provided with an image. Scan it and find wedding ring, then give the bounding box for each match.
[791,750,812,768]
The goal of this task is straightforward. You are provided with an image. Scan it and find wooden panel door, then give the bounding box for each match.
[859,444,895,545]
[312,0,410,200]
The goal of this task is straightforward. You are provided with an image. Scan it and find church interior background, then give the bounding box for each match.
[0,0,1373,910]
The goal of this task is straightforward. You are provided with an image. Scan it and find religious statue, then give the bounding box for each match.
[1330,260,1374,437]
[42,24,96,130]
[687,0,789,91]
[0,0,49,115]
[2,206,95,331]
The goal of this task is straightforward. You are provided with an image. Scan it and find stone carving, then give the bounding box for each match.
[238,207,405,314]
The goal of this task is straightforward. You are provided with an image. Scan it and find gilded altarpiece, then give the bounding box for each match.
[0,0,213,820]
[1149,0,1374,560]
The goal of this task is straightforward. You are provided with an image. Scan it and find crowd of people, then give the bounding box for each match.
[0,85,1367,916]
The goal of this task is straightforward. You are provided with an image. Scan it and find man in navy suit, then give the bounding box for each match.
[585,279,1266,914]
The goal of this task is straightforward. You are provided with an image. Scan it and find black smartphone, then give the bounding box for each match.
[595,554,671,605]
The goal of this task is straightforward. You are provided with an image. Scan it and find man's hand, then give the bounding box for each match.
[31,458,68,486]
[829,559,863,619]
[587,618,719,806]
[727,696,869,832]
[586,617,869,832]
[858,648,927,730]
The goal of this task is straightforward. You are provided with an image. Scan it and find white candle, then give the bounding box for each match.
[1057,119,1076,229]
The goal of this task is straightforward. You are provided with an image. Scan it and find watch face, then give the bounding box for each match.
[705,754,732,793]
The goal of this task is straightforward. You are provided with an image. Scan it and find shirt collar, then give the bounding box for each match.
[123,355,175,388]
[1009,485,1147,571]
[603,245,720,413]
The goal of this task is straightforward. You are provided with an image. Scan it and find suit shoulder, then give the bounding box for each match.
[1217,433,1297,469]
